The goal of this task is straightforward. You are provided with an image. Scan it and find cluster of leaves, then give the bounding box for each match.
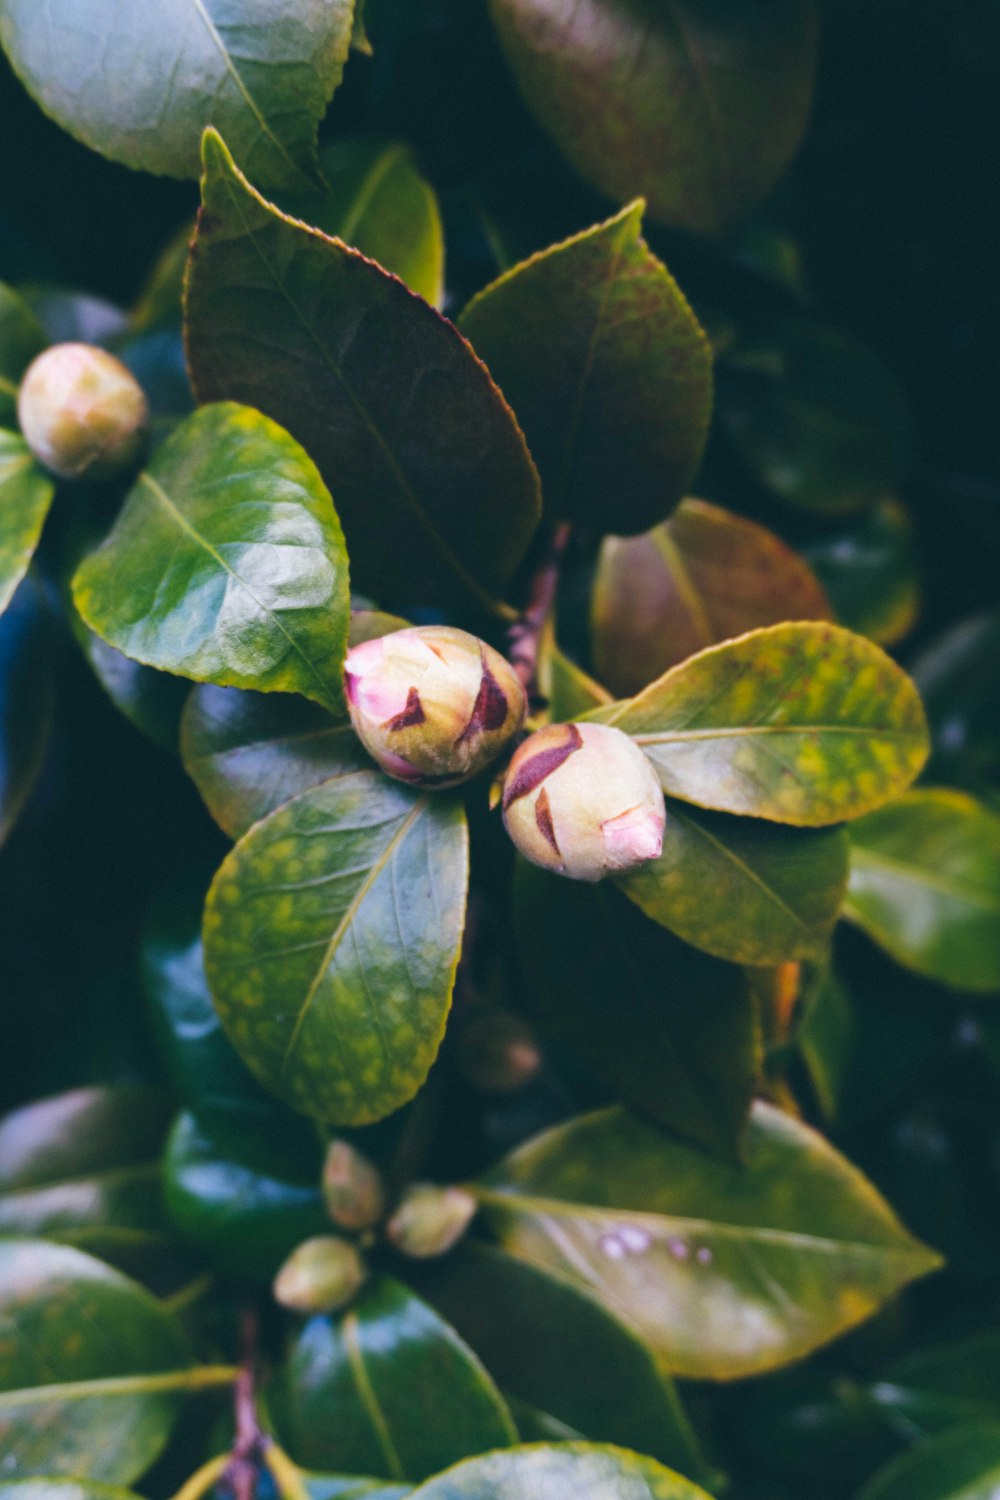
[2,3,1000,1500]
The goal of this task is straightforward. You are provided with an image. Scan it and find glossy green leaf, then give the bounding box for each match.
[72,402,350,714]
[0,433,55,617]
[845,789,1000,993]
[0,1087,177,1281]
[592,499,832,697]
[408,1443,715,1500]
[911,612,1000,793]
[595,622,929,826]
[0,1485,144,1500]
[514,862,760,1157]
[459,203,712,532]
[806,497,920,646]
[203,770,469,1124]
[619,800,849,964]
[279,140,444,307]
[489,0,818,234]
[163,1108,328,1282]
[720,323,911,514]
[536,620,612,722]
[413,1244,706,1478]
[871,1330,1000,1437]
[0,575,54,848]
[304,1481,410,1500]
[0,1239,204,1482]
[856,1423,1000,1500]
[0,0,354,191]
[271,1277,517,1481]
[475,1103,941,1380]
[186,131,541,613]
[796,972,854,1121]
[0,282,47,426]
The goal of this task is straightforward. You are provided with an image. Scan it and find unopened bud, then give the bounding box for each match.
[273,1236,367,1314]
[385,1184,477,1259]
[322,1139,386,1232]
[17,343,149,482]
[345,626,526,789]
[502,722,665,882]
[457,1011,542,1093]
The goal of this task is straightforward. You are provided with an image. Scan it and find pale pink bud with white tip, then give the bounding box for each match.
[502,721,665,882]
[344,625,526,789]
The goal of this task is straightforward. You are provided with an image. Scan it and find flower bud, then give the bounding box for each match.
[502,721,665,882]
[17,343,150,482]
[273,1236,367,1314]
[385,1184,477,1259]
[456,1011,542,1093]
[322,1139,386,1232]
[345,626,526,788]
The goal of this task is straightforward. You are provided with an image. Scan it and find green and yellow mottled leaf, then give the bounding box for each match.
[595,622,928,826]
[203,770,468,1124]
[408,1442,714,1500]
[0,432,55,618]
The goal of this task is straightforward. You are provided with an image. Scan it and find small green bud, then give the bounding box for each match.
[322,1139,386,1232]
[17,342,149,482]
[502,721,665,882]
[273,1236,367,1314]
[385,1183,477,1259]
[344,625,526,789]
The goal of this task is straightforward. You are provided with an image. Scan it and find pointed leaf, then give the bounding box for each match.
[592,499,831,697]
[186,131,540,613]
[0,0,355,190]
[806,497,920,647]
[0,1239,200,1482]
[203,770,468,1124]
[596,622,928,826]
[459,204,711,531]
[513,862,760,1157]
[0,433,55,617]
[475,1103,941,1380]
[0,575,54,848]
[619,800,849,964]
[271,1277,517,1481]
[845,789,1000,993]
[0,282,47,426]
[488,0,819,234]
[413,1243,707,1478]
[856,1423,1000,1500]
[408,1443,715,1500]
[72,402,350,714]
[872,1330,1000,1436]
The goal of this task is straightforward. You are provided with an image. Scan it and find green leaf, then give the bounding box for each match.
[475,1103,941,1380]
[719,323,911,514]
[163,1108,328,1282]
[271,1276,517,1481]
[619,801,850,964]
[805,497,920,647]
[0,0,354,191]
[279,140,444,307]
[407,1443,715,1500]
[72,401,351,714]
[871,1330,1000,1437]
[304,1481,410,1500]
[0,575,54,848]
[185,131,540,614]
[487,0,819,235]
[0,433,54,619]
[0,1087,177,1282]
[796,972,854,1121]
[595,622,929,826]
[203,770,469,1124]
[911,612,1000,793]
[536,620,612,722]
[856,1423,1000,1500]
[0,282,47,426]
[0,1239,206,1482]
[592,499,832,697]
[0,1485,144,1500]
[413,1244,707,1479]
[845,789,1000,993]
[68,610,190,753]
[513,863,760,1158]
[459,203,712,532]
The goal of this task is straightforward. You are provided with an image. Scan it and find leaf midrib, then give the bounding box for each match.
[0,1160,162,1200]
[0,1364,238,1410]
[342,1309,406,1480]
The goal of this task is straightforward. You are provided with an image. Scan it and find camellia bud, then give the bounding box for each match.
[502,721,665,882]
[385,1184,477,1259]
[273,1236,367,1314]
[344,626,526,788]
[322,1139,386,1233]
[17,343,150,482]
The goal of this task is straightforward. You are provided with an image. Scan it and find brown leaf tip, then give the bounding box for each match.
[503,723,583,810]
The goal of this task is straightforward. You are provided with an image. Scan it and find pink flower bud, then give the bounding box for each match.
[345,626,526,789]
[502,721,665,882]
[18,343,149,482]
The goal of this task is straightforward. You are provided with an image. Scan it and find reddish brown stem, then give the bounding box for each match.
[508,522,571,702]
[222,1309,265,1500]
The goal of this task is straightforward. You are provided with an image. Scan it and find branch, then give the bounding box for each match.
[221,1308,265,1500]
[507,522,571,704]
